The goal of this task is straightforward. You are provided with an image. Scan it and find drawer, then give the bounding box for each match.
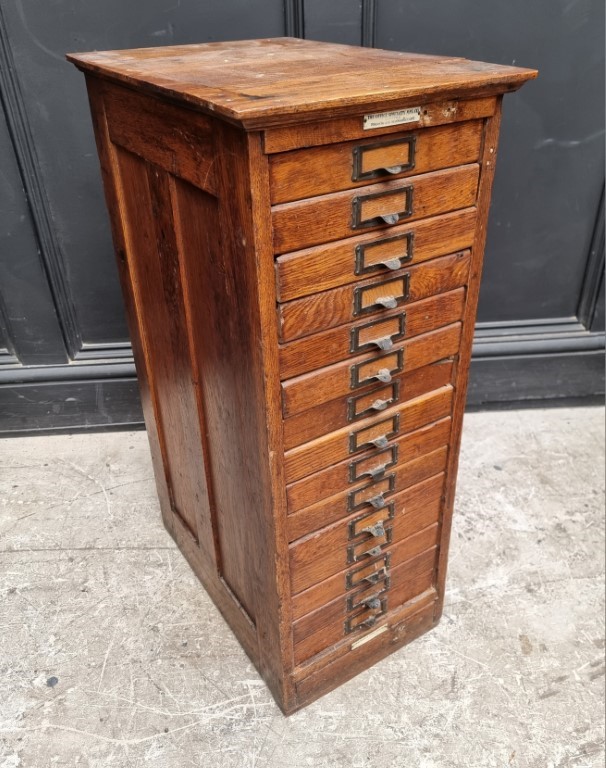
[276,208,476,303]
[278,250,471,342]
[291,516,440,618]
[269,120,483,203]
[272,164,480,254]
[293,548,436,664]
[281,322,461,417]
[283,359,454,450]
[286,416,451,513]
[289,474,444,596]
[279,288,465,380]
[284,385,453,484]
[287,446,447,541]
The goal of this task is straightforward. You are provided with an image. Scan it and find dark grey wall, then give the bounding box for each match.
[0,0,603,433]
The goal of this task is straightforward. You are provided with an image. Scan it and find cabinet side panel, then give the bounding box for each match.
[172,177,262,619]
[112,146,214,556]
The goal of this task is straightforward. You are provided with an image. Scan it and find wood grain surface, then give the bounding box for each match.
[272,165,479,253]
[269,120,482,203]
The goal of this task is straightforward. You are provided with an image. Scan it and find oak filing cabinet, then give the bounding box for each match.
[68,38,536,714]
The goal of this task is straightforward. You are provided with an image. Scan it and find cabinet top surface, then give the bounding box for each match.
[68,37,537,128]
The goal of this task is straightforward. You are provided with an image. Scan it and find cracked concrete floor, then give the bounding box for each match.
[0,406,604,768]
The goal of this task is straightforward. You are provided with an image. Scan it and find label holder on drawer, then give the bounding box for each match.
[351,135,417,182]
[347,475,396,513]
[350,348,404,389]
[348,444,398,483]
[347,381,401,422]
[349,413,400,454]
[344,597,388,634]
[346,578,390,612]
[355,231,415,275]
[353,274,411,317]
[349,312,407,354]
[351,185,414,230]
[346,553,391,590]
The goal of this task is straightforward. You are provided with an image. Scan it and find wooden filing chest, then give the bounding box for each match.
[68,38,536,714]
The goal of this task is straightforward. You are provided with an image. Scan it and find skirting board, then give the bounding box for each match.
[0,349,603,436]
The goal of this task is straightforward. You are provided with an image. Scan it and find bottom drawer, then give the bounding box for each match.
[293,547,436,665]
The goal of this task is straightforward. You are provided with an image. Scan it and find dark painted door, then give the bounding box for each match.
[0,1,603,433]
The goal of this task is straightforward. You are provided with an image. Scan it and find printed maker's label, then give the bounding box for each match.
[363,107,422,130]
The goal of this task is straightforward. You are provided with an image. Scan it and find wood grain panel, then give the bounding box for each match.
[293,551,436,664]
[290,471,444,593]
[283,359,454,450]
[279,288,465,379]
[282,323,461,417]
[287,417,451,513]
[279,250,471,342]
[264,96,497,153]
[287,447,447,540]
[272,165,479,253]
[275,208,476,302]
[284,385,453,484]
[269,120,482,202]
[105,83,218,194]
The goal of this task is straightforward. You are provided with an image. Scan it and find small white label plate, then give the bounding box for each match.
[363,107,422,130]
[350,624,388,649]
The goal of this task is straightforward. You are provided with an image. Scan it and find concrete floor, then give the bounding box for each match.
[0,406,604,768]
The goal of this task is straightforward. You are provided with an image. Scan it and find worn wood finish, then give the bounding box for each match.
[287,448,447,541]
[282,360,454,450]
[279,289,465,379]
[272,165,479,253]
[290,472,444,593]
[269,120,482,203]
[284,386,453,485]
[282,323,461,417]
[294,548,436,664]
[275,208,476,302]
[279,250,471,342]
[68,39,536,129]
[286,417,451,513]
[264,96,497,153]
[70,38,535,714]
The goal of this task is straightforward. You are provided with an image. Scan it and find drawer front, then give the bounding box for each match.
[275,208,476,303]
[278,250,470,342]
[272,164,479,254]
[291,472,443,598]
[279,289,465,380]
[283,360,454,450]
[281,322,461,417]
[284,385,453,485]
[287,447,447,541]
[293,548,436,664]
[286,416,451,513]
[269,121,483,203]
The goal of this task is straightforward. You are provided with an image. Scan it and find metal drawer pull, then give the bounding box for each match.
[370,398,391,412]
[361,463,388,481]
[384,165,405,175]
[359,616,378,629]
[362,596,383,610]
[368,493,386,510]
[370,435,389,449]
[380,257,402,271]
[362,569,388,585]
[380,213,400,226]
[360,521,385,538]
[363,545,383,559]
[375,368,392,383]
[370,335,394,351]
[374,295,397,310]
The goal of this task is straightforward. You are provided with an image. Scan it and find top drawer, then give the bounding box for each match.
[268,120,483,204]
